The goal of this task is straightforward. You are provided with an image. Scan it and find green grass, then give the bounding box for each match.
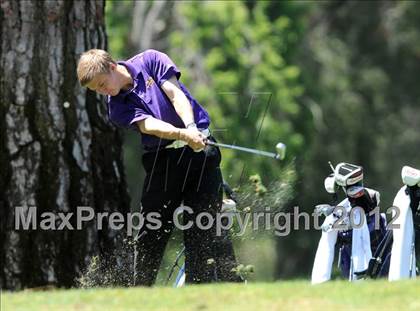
[2,280,420,311]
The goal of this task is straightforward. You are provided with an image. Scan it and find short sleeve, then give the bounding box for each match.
[128,107,151,130]
[143,49,181,85]
[107,98,151,131]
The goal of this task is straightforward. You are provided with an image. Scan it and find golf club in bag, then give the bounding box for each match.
[330,162,392,279]
[366,230,393,278]
[312,162,391,283]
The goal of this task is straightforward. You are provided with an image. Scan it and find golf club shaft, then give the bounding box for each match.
[206,141,280,159]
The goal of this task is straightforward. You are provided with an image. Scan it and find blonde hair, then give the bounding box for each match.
[77,49,116,86]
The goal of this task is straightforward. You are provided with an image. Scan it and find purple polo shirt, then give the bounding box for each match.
[106,49,210,150]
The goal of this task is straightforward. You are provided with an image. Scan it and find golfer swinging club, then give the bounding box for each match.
[77,49,240,285]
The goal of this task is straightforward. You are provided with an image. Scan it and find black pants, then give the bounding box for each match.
[133,139,240,285]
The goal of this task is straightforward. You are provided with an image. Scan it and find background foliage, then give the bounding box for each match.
[105,0,420,281]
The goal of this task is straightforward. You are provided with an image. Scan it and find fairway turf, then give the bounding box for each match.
[2,280,420,311]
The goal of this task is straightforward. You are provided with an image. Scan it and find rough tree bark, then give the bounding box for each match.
[0,0,130,290]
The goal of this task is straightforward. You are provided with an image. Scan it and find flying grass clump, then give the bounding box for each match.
[235,162,297,214]
[77,237,134,288]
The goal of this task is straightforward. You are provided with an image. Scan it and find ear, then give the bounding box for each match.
[109,62,117,71]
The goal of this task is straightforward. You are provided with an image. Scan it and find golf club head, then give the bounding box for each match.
[401,165,420,187]
[275,142,286,160]
[324,174,336,194]
[314,204,335,217]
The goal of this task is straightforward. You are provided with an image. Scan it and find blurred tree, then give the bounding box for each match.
[168,1,312,281]
[169,1,309,185]
[105,0,176,57]
[130,0,176,52]
[288,0,420,279]
[105,0,133,59]
[0,0,130,289]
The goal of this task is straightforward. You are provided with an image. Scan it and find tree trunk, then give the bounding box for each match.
[130,0,175,52]
[0,0,130,290]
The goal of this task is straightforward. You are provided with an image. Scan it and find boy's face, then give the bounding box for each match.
[86,64,120,96]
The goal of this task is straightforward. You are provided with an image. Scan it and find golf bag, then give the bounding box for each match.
[337,209,391,280]
[389,166,420,280]
[312,162,391,284]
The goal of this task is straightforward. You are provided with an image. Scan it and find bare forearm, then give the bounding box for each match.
[162,76,195,126]
[136,117,206,150]
[172,93,195,126]
[137,117,182,140]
